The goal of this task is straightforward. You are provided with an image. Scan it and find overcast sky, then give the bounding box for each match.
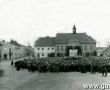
[0,0,110,47]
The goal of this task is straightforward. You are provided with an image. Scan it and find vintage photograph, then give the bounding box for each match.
[0,0,110,90]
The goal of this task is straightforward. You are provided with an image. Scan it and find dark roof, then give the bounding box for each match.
[0,43,2,46]
[34,37,55,47]
[55,33,96,44]
[10,40,22,46]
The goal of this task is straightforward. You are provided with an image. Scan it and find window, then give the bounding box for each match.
[42,48,44,50]
[90,45,93,50]
[37,48,40,50]
[9,48,11,52]
[42,53,44,56]
[57,46,59,50]
[84,45,87,50]
[61,46,63,50]
[52,48,54,50]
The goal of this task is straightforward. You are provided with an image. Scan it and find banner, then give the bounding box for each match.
[69,49,78,57]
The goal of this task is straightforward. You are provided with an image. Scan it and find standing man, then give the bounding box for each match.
[11,60,13,65]
[101,65,107,77]
[90,64,94,73]
[104,67,107,77]
[101,66,105,77]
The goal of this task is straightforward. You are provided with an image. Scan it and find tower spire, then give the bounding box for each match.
[73,25,76,34]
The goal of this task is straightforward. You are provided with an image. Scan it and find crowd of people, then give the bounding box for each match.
[13,56,110,76]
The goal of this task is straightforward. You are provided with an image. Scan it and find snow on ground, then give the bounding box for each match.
[0,61,110,90]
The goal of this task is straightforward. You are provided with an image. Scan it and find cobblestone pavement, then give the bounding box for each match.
[0,61,110,90]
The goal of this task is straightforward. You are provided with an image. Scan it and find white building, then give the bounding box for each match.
[0,40,25,60]
[0,41,13,60]
[34,37,55,58]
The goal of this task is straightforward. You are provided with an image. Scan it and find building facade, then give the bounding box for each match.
[34,37,55,58]
[102,46,110,57]
[96,47,106,56]
[34,25,96,58]
[0,40,25,60]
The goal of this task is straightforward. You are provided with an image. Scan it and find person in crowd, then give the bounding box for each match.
[11,60,14,65]
[104,67,107,77]
[101,65,107,77]
[16,65,20,71]
[90,64,94,73]
[101,66,105,77]
[13,56,110,74]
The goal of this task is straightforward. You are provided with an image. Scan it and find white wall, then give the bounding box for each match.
[1,43,25,60]
[34,47,55,58]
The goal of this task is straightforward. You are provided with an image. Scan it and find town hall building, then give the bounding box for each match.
[34,25,96,58]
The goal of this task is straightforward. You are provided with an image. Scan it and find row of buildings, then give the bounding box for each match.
[34,25,110,58]
[96,47,110,57]
[1,25,110,60]
[34,25,97,58]
[0,40,34,60]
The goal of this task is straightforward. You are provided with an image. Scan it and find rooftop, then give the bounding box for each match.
[55,33,96,44]
[34,37,55,47]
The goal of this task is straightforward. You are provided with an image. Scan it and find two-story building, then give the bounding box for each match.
[0,40,25,60]
[34,37,55,58]
[10,40,25,59]
[34,25,96,58]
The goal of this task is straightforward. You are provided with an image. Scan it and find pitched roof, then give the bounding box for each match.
[34,37,55,47]
[55,33,96,44]
[0,41,10,46]
[10,40,22,46]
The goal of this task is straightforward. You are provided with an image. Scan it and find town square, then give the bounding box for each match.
[0,0,110,90]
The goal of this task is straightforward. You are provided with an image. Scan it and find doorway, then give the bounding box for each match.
[4,54,7,60]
